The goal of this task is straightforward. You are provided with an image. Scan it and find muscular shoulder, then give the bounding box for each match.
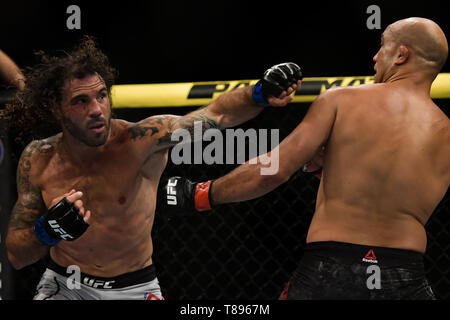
[19,134,60,167]
[16,134,61,192]
[316,85,364,104]
[125,115,178,146]
[321,84,389,113]
[311,86,354,111]
[325,83,382,98]
[98,118,161,144]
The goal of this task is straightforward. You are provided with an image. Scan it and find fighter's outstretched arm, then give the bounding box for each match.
[155,82,300,148]
[178,62,302,129]
[127,63,302,153]
[159,88,339,215]
[212,89,338,204]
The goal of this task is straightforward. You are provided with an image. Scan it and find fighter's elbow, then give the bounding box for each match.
[6,249,25,270]
[277,167,295,185]
[259,167,291,189]
[6,237,28,270]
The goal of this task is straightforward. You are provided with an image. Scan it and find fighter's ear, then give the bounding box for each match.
[394,45,409,65]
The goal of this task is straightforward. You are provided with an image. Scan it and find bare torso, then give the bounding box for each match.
[35,119,168,276]
[307,83,449,253]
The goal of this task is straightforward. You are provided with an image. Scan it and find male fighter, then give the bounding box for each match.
[163,18,449,299]
[2,37,302,299]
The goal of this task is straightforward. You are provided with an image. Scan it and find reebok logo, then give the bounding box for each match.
[362,249,378,263]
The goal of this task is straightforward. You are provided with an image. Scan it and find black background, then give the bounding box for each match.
[1,0,449,84]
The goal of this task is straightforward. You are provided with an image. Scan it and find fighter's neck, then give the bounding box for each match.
[383,70,434,95]
[60,120,116,165]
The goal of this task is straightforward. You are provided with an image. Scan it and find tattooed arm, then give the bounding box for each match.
[189,85,264,129]
[128,63,302,151]
[6,141,49,269]
[128,86,270,151]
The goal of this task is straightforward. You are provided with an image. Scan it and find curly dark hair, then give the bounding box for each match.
[0,36,118,147]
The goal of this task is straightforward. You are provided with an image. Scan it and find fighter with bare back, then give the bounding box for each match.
[2,38,302,300]
[163,18,449,299]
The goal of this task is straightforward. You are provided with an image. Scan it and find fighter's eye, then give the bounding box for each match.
[74,98,87,105]
[98,91,108,101]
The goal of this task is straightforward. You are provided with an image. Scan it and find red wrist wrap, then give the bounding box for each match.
[194,180,212,211]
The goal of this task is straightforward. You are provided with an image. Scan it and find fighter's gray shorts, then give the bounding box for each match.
[33,259,164,300]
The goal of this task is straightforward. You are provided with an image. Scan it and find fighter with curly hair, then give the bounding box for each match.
[1,36,302,300]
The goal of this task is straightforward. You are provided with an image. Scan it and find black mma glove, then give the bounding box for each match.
[34,197,89,246]
[252,62,303,107]
[159,176,214,217]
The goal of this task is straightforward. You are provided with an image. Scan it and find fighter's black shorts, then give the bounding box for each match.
[280,241,436,300]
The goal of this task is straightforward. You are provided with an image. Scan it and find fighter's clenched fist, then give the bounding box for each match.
[34,189,90,246]
[252,62,303,107]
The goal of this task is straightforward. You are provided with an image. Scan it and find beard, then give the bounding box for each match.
[62,114,112,147]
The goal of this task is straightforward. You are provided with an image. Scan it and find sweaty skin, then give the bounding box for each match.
[6,72,300,276]
[211,18,449,254]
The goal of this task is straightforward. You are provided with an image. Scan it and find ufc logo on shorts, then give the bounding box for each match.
[167,179,177,205]
[48,220,74,240]
[83,277,115,289]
